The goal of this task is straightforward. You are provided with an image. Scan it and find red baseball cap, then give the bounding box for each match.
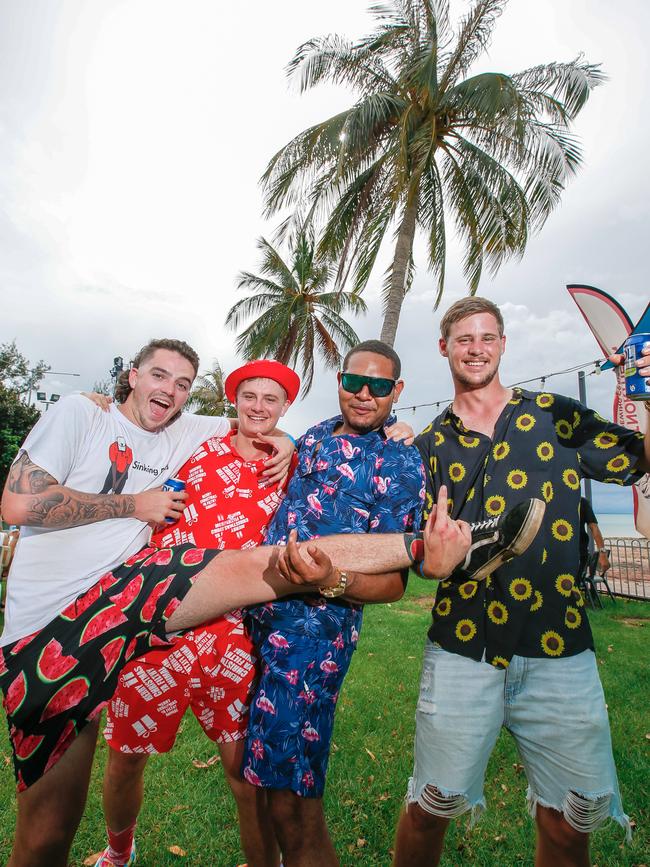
[224,360,300,404]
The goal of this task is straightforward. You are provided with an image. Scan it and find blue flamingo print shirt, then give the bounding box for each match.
[249,414,425,640]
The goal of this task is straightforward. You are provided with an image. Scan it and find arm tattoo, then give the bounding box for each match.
[26,490,136,528]
[7,452,58,494]
[8,451,135,529]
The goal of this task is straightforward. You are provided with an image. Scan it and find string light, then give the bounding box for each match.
[396,358,603,414]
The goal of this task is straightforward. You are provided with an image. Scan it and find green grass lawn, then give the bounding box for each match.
[0,581,648,866]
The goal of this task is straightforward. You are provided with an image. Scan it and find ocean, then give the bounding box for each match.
[595,513,644,539]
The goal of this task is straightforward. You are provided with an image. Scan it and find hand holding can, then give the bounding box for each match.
[162,478,186,523]
[623,334,650,400]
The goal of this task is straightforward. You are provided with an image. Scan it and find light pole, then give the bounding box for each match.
[26,370,80,406]
[36,392,61,412]
[110,357,124,388]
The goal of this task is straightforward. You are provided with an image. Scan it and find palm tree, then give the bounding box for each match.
[187,360,237,417]
[262,0,605,345]
[226,231,366,396]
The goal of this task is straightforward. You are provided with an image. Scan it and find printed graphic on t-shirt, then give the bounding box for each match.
[99,437,133,494]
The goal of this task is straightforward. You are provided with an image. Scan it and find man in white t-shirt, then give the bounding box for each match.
[0,337,478,866]
[0,338,295,866]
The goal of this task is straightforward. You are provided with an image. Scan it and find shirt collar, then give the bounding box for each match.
[324,413,397,440]
[441,387,535,432]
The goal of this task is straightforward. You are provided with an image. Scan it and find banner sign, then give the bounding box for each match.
[567,284,649,538]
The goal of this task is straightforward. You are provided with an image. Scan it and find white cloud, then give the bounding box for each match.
[1,0,647,519]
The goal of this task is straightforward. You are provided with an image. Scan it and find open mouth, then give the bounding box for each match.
[150,396,172,417]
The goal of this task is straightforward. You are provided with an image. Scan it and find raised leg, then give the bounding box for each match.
[166,533,412,633]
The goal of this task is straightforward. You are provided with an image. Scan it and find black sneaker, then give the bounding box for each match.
[456,498,546,582]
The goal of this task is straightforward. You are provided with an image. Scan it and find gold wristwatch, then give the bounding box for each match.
[319,568,349,598]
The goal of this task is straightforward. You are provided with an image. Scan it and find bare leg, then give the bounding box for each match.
[535,806,590,867]
[392,803,449,867]
[102,743,280,867]
[102,748,148,843]
[8,719,100,867]
[167,488,474,633]
[269,789,337,867]
[219,740,280,867]
[166,534,411,632]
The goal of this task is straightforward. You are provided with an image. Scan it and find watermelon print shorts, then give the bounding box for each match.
[0,543,220,791]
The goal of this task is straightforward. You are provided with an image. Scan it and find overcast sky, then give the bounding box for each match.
[1,0,647,515]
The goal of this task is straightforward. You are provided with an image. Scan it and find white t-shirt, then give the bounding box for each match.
[1,396,230,646]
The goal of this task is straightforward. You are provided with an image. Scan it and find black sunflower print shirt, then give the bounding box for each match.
[415,388,645,667]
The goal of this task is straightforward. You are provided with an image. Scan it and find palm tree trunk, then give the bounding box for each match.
[380,195,418,347]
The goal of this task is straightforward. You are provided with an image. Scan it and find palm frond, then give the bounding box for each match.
[259,0,603,341]
[512,58,607,120]
[314,318,344,369]
[439,0,506,92]
[318,310,364,348]
[187,360,236,417]
[441,72,522,124]
[226,289,287,330]
[418,160,447,307]
[442,135,529,288]
[297,320,316,396]
[256,237,299,291]
[288,34,397,95]
[350,200,397,294]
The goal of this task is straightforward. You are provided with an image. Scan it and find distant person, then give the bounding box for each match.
[392,297,650,867]
[578,496,610,576]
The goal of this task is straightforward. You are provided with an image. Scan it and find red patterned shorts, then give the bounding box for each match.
[104,616,257,753]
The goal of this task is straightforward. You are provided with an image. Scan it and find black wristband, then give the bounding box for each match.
[403,531,424,563]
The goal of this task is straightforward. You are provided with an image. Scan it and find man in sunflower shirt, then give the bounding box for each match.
[393,297,650,867]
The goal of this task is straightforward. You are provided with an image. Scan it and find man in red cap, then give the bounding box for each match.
[95,360,301,867]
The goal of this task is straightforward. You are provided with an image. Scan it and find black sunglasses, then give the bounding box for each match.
[340,372,396,398]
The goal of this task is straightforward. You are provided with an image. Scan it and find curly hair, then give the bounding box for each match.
[114,339,200,404]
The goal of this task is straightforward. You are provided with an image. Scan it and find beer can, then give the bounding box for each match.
[162,477,186,522]
[623,333,650,400]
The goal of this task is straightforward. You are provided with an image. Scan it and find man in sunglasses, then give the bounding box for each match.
[243,339,425,866]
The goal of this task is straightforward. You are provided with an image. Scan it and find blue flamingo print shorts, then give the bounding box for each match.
[243,620,357,797]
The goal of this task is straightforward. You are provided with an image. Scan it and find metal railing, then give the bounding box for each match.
[603,537,650,601]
